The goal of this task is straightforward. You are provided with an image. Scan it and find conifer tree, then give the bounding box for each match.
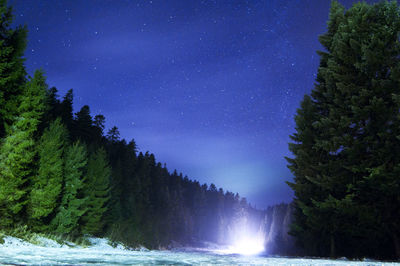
[29,118,67,230]
[106,126,120,143]
[286,95,326,255]
[74,105,93,142]
[0,70,47,227]
[59,89,74,130]
[39,87,61,132]
[92,114,106,143]
[51,141,88,234]
[81,147,111,235]
[287,1,400,259]
[0,0,27,137]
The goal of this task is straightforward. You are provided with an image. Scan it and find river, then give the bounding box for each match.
[0,236,397,265]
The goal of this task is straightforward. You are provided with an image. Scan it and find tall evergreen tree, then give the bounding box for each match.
[74,105,92,142]
[39,87,61,132]
[81,147,111,235]
[59,89,74,130]
[287,1,400,259]
[29,118,67,230]
[0,0,27,137]
[0,70,47,227]
[51,141,88,234]
[92,114,106,143]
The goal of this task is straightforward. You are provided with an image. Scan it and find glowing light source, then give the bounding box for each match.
[212,220,265,256]
[220,237,264,256]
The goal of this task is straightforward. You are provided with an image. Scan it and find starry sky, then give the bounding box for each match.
[11,0,378,209]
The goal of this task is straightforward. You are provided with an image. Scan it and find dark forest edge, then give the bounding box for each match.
[0,0,268,250]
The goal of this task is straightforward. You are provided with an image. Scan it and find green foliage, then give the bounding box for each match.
[29,118,67,230]
[0,70,47,228]
[39,87,61,133]
[0,0,27,137]
[17,70,48,134]
[81,147,111,235]
[287,1,400,259]
[51,141,87,234]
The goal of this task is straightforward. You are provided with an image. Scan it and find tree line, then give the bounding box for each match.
[0,0,262,248]
[287,1,400,260]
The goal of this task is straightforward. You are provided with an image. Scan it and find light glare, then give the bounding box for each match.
[223,237,265,256]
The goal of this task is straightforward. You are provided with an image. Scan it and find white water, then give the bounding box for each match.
[0,236,397,265]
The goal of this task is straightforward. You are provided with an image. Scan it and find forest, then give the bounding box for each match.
[287,0,400,260]
[2,0,400,261]
[0,0,263,249]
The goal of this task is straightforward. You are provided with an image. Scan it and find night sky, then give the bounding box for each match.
[11,0,378,209]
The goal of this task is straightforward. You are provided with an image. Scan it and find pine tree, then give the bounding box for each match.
[51,141,88,234]
[29,118,67,230]
[286,95,328,255]
[59,89,74,130]
[92,114,106,143]
[106,126,120,143]
[39,87,61,132]
[0,70,47,227]
[287,1,400,259]
[0,0,27,137]
[74,105,92,143]
[81,147,111,235]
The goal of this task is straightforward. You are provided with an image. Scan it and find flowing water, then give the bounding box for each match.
[0,236,397,265]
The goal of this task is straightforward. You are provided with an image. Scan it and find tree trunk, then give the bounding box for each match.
[330,234,335,258]
[393,233,400,259]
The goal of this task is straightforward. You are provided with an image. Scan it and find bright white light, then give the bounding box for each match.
[224,237,265,256]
